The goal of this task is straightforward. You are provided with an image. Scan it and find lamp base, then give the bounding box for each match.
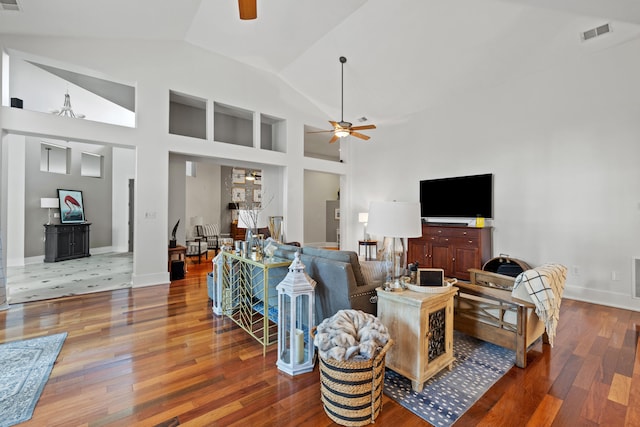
[169,239,177,248]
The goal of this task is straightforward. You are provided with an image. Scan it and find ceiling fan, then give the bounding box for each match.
[238,0,257,20]
[308,56,376,144]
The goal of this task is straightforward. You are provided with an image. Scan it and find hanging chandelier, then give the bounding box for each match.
[51,91,85,119]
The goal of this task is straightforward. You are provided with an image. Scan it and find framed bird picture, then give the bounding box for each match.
[57,189,86,223]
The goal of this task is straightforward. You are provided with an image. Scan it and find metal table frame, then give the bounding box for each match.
[221,252,291,356]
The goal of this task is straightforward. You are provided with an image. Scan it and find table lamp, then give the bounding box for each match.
[367,201,421,289]
[40,197,59,225]
[358,212,369,241]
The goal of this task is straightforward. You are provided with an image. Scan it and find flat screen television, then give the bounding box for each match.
[419,173,493,219]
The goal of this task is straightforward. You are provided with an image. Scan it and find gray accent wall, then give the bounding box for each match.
[24,137,113,257]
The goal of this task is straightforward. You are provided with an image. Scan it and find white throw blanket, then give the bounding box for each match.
[314,309,390,361]
[512,264,567,347]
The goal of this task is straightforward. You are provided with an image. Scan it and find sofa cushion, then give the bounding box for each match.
[359,260,387,287]
[299,253,353,323]
[301,247,367,288]
[274,243,301,259]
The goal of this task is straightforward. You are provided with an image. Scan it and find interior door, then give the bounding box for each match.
[128,179,134,253]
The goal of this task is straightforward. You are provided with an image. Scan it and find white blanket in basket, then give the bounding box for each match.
[314,309,390,361]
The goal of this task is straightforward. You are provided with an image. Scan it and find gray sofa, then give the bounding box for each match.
[273,243,380,324]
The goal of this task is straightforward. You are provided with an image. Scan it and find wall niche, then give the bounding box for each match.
[169,90,207,140]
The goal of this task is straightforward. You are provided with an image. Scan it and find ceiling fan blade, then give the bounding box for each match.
[238,0,257,20]
[351,132,371,140]
[350,124,376,131]
[329,134,340,144]
[329,120,340,128]
[306,130,334,134]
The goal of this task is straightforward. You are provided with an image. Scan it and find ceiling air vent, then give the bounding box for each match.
[0,0,20,11]
[581,23,611,41]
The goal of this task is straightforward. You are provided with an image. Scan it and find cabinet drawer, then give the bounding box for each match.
[52,226,73,234]
[424,226,481,239]
[451,237,481,248]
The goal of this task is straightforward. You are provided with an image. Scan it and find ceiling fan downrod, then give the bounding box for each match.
[340,56,346,124]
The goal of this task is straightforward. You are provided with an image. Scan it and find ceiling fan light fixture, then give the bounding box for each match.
[335,129,350,138]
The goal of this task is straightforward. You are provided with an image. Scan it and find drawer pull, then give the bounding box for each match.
[468,240,473,244]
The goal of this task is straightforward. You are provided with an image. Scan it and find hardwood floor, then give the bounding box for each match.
[1,257,639,426]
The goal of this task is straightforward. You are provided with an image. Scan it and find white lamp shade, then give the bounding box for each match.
[40,198,59,209]
[367,201,422,238]
[358,212,368,223]
[191,216,204,226]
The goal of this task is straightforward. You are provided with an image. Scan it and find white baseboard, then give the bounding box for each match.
[564,284,640,311]
[91,246,115,255]
[16,246,120,266]
[7,256,27,267]
[132,272,170,288]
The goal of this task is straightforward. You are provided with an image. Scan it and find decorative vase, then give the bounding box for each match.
[269,216,284,243]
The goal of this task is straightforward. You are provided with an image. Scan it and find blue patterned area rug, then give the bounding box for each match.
[384,331,515,427]
[0,333,67,427]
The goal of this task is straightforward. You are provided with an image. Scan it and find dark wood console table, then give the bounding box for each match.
[407,224,492,281]
[44,223,91,262]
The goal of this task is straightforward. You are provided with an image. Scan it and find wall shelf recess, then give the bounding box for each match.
[260,113,286,153]
[303,124,340,162]
[169,90,207,140]
[214,102,254,147]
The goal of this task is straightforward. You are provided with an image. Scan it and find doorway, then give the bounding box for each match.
[303,170,341,245]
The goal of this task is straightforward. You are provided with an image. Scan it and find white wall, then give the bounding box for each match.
[168,155,187,246]
[10,55,134,127]
[112,147,135,252]
[0,36,341,290]
[185,161,222,238]
[348,38,640,311]
[5,134,25,266]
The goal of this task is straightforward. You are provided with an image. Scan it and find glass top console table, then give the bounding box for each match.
[220,252,292,356]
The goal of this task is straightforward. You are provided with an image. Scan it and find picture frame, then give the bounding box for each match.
[232,168,245,184]
[57,189,85,224]
[334,208,340,220]
[253,188,262,203]
[417,268,445,287]
[232,187,246,202]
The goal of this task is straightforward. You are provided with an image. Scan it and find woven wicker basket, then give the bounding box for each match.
[317,339,393,426]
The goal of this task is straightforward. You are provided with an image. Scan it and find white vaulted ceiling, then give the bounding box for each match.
[1,0,640,125]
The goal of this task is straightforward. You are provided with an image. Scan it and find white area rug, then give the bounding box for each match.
[0,333,67,427]
[7,252,132,304]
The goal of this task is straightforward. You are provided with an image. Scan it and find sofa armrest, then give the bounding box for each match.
[348,280,379,314]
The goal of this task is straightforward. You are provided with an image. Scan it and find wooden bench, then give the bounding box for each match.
[453,268,547,368]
